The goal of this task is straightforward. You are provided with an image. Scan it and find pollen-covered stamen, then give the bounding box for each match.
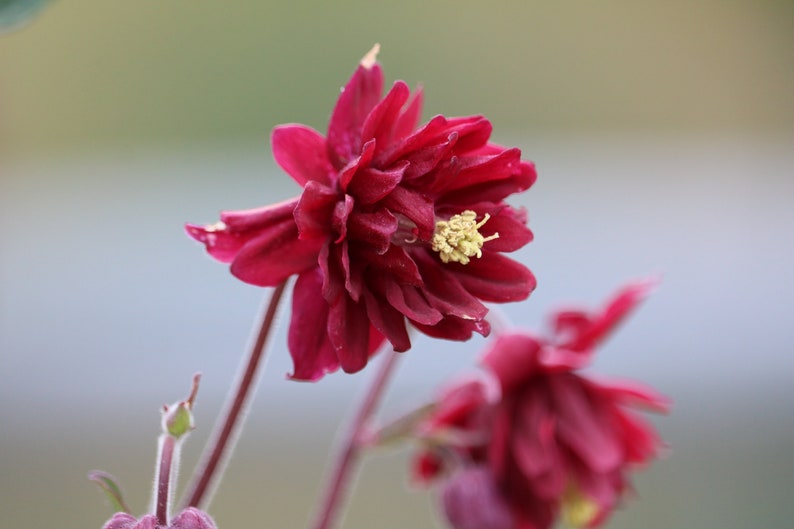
[431,210,499,265]
[561,486,600,528]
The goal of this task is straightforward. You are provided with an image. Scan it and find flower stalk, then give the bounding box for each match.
[181,280,288,509]
[309,348,401,529]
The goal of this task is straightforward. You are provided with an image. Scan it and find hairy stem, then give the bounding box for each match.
[309,349,401,529]
[155,435,176,525]
[182,280,288,509]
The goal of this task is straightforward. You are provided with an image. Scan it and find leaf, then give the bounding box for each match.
[87,470,131,514]
[0,0,50,34]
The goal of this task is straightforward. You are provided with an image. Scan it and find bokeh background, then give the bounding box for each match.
[1,1,792,528]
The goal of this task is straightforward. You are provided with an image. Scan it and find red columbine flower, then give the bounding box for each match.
[187,45,536,380]
[413,280,669,529]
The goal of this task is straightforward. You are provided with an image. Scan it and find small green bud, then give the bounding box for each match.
[161,373,201,440]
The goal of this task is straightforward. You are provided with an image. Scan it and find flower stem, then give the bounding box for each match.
[309,348,401,529]
[155,435,177,526]
[181,280,288,509]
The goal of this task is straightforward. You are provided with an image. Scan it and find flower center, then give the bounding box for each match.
[431,211,499,265]
[561,486,600,528]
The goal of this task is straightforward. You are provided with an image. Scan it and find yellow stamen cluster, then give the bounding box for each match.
[431,210,499,265]
[561,486,600,528]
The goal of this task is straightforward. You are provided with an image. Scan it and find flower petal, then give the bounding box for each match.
[414,256,489,322]
[392,85,423,141]
[551,375,622,473]
[481,333,544,393]
[413,315,490,342]
[384,281,443,326]
[347,208,398,254]
[185,198,299,263]
[451,253,536,303]
[327,60,384,169]
[288,269,340,381]
[271,124,334,187]
[361,80,411,153]
[294,181,338,240]
[380,186,436,239]
[230,221,322,287]
[363,289,411,352]
[328,292,378,374]
[554,278,658,351]
[347,161,408,205]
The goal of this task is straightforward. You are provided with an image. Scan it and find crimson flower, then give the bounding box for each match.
[187,45,536,380]
[413,280,670,529]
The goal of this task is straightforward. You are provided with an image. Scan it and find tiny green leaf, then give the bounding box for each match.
[87,470,131,514]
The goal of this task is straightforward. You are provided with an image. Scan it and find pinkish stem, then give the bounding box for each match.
[155,435,176,526]
[182,280,288,509]
[308,349,401,529]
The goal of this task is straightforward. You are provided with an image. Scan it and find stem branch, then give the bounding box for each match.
[182,280,288,509]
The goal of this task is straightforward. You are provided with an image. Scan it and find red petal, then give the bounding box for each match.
[294,181,338,240]
[327,293,375,374]
[339,139,376,193]
[347,209,398,254]
[360,245,423,286]
[185,222,245,263]
[347,161,408,205]
[413,252,489,321]
[361,80,411,153]
[271,124,334,187]
[186,199,301,263]
[413,315,490,341]
[392,86,423,142]
[481,333,543,393]
[229,221,322,287]
[288,270,340,381]
[384,282,443,325]
[551,375,622,473]
[363,289,411,352]
[451,253,536,303]
[327,62,384,169]
[512,385,565,497]
[589,377,671,413]
[439,159,537,206]
[380,186,436,240]
[556,278,657,351]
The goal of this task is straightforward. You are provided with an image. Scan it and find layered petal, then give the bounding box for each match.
[272,124,334,187]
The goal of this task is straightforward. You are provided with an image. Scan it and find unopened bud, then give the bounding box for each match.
[101,508,216,529]
[161,374,200,439]
[441,466,514,529]
[169,507,218,529]
[102,513,157,529]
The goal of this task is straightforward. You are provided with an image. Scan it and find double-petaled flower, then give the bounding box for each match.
[412,280,670,529]
[187,45,536,380]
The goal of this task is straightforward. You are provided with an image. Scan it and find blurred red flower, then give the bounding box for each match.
[413,280,670,529]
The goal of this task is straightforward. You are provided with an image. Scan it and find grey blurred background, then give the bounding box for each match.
[1,1,792,528]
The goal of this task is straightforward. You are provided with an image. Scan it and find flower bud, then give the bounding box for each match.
[440,466,514,529]
[169,507,218,529]
[101,509,216,529]
[102,513,157,529]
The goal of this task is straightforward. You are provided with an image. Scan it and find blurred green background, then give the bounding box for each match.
[1,1,792,529]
